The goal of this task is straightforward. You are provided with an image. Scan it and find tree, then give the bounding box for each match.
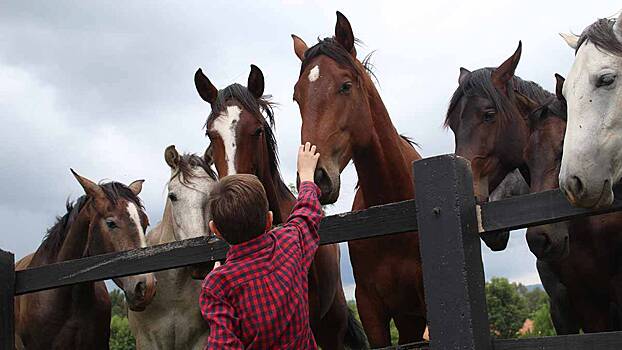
[486,277,528,338]
[110,289,128,318]
[110,315,136,350]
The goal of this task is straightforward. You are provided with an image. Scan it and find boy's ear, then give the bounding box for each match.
[265,211,273,231]
[209,220,222,240]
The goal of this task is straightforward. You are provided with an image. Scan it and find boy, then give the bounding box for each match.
[200,142,323,349]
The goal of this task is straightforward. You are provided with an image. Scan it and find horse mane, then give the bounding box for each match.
[576,18,622,57]
[400,134,419,149]
[40,182,144,257]
[171,153,217,184]
[528,97,568,128]
[206,83,291,202]
[300,37,377,85]
[444,68,554,129]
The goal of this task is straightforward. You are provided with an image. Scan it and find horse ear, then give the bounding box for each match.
[559,33,579,50]
[194,68,218,104]
[615,12,622,42]
[203,144,214,166]
[555,73,565,101]
[70,169,107,210]
[459,67,471,85]
[247,64,265,99]
[492,41,522,95]
[335,11,356,57]
[291,34,308,61]
[164,145,180,169]
[128,180,144,196]
[515,91,540,119]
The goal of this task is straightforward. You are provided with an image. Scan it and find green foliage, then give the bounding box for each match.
[518,285,548,316]
[110,315,135,350]
[485,277,528,338]
[522,302,556,337]
[110,289,128,318]
[348,300,400,345]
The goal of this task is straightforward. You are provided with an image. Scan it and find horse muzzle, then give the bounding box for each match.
[124,273,157,312]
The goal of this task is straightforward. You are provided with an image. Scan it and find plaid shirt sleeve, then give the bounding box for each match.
[201,289,244,350]
[283,181,323,269]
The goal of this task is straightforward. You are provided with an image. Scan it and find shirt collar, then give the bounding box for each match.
[225,230,274,262]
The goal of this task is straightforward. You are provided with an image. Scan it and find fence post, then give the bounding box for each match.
[413,154,491,350]
[0,249,15,350]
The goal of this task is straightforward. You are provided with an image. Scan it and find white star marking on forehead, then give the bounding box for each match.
[308,65,320,82]
[211,105,242,175]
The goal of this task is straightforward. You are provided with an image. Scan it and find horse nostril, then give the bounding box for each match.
[134,281,146,299]
[527,231,551,258]
[314,169,325,184]
[568,175,585,197]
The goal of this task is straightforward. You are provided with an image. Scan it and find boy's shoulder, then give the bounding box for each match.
[202,263,235,297]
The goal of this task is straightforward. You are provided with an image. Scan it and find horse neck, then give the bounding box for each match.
[256,162,295,224]
[55,205,92,262]
[352,83,418,205]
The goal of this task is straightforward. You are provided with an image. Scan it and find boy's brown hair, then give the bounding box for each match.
[208,174,269,245]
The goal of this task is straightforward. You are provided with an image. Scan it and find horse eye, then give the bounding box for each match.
[483,111,496,123]
[253,127,263,136]
[105,219,118,229]
[339,82,353,94]
[168,193,178,202]
[597,73,616,87]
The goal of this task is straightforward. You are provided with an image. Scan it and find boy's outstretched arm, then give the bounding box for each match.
[284,143,324,269]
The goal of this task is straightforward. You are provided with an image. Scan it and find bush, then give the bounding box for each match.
[110,315,136,350]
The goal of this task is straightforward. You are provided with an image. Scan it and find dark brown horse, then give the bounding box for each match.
[520,77,622,333]
[194,64,366,349]
[14,171,156,349]
[291,12,424,347]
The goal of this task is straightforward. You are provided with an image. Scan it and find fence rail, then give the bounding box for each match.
[3,154,622,349]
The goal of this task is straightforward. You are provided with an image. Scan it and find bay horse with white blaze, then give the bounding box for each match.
[194,64,366,349]
[129,146,217,349]
[291,12,425,347]
[15,170,156,350]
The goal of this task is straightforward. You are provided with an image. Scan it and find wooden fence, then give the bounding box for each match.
[2,154,622,349]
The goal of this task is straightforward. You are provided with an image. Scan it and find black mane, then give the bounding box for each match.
[445,68,554,129]
[172,153,217,184]
[577,18,622,56]
[528,97,568,127]
[40,181,144,257]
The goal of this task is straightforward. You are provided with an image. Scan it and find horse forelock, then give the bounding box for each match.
[577,18,622,57]
[170,153,217,185]
[444,68,553,130]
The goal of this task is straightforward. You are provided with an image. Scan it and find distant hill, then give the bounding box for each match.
[525,284,543,292]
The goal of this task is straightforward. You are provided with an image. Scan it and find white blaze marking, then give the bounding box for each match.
[308,65,320,82]
[212,105,241,175]
[127,202,147,248]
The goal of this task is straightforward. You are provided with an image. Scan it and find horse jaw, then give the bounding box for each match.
[559,40,622,208]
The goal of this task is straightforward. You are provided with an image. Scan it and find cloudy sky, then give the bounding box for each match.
[1,1,619,298]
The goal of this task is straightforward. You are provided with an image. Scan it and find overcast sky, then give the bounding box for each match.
[1,1,619,298]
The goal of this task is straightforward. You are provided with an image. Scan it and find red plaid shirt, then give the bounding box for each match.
[200,181,323,349]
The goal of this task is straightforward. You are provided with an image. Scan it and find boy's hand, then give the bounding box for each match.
[298,142,320,183]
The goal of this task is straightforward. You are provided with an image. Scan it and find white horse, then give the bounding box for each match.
[128,145,217,350]
[559,13,622,208]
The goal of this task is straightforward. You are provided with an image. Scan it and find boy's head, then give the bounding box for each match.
[208,174,272,245]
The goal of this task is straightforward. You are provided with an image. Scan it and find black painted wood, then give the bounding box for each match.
[481,184,622,234]
[0,249,15,349]
[414,155,491,350]
[15,199,417,295]
[493,331,622,349]
[376,341,429,350]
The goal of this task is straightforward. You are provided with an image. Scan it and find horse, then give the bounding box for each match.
[194,64,366,350]
[558,13,622,209]
[291,12,425,347]
[14,170,156,350]
[128,146,217,349]
[444,42,559,252]
[518,75,622,333]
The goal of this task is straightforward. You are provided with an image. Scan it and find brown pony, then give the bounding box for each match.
[291,12,425,347]
[521,76,622,334]
[14,171,156,349]
[194,65,366,350]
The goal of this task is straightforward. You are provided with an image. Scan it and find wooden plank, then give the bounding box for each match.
[493,331,622,349]
[481,184,622,234]
[15,199,417,295]
[376,341,429,349]
[0,249,15,349]
[413,155,491,350]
